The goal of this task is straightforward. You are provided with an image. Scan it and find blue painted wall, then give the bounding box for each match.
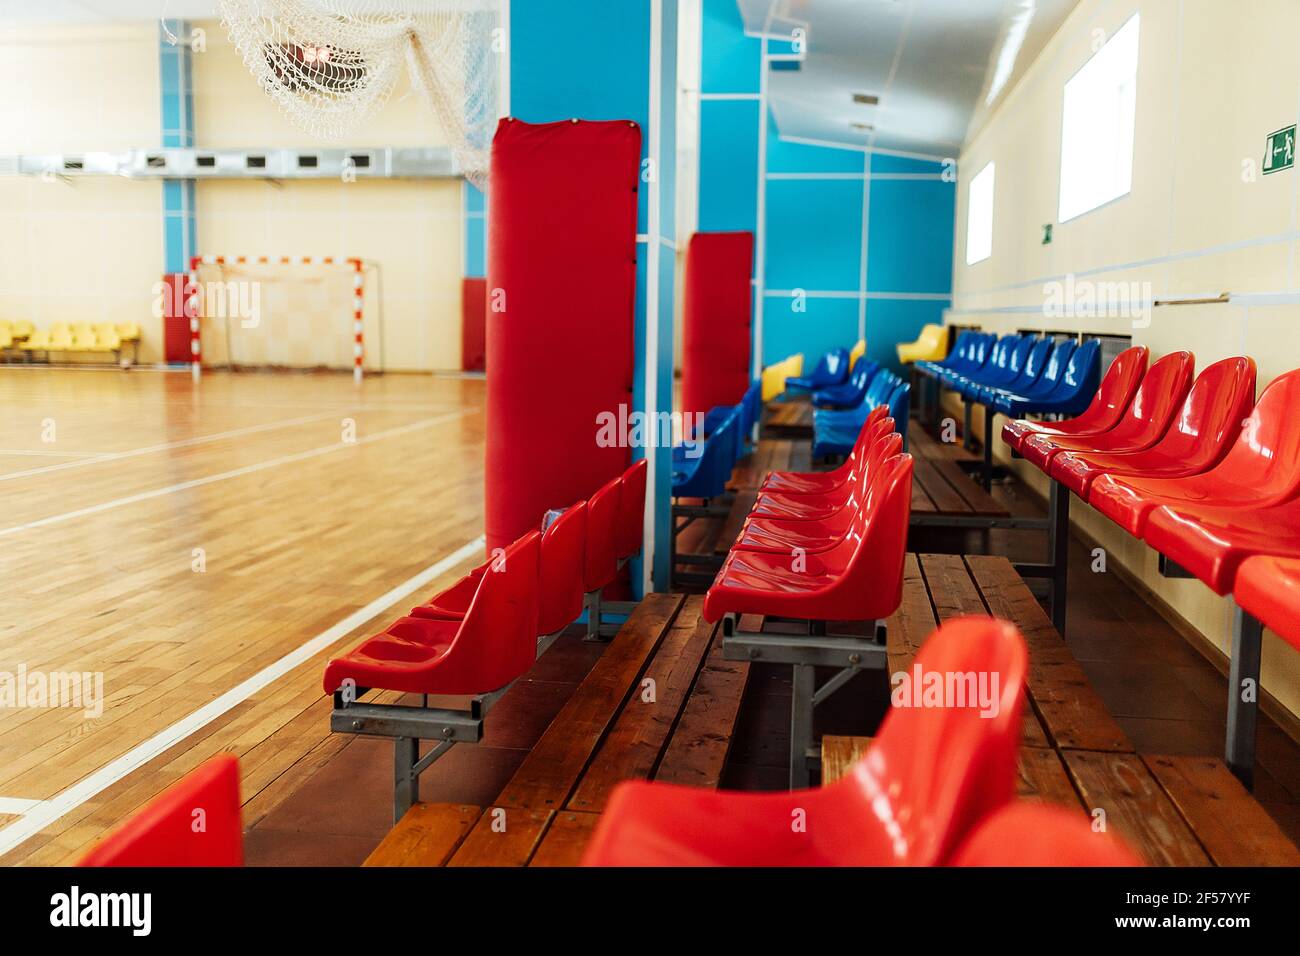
[698,0,955,373]
[159,22,196,276]
[507,0,675,592]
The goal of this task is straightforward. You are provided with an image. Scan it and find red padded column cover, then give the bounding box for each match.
[681,231,753,420]
[461,277,487,371]
[485,118,640,552]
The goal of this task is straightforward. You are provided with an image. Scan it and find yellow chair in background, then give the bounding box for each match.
[761,353,804,402]
[897,323,948,364]
[94,324,123,352]
[47,323,74,351]
[11,319,33,341]
[116,322,141,341]
[24,329,51,350]
[0,326,11,350]
[849,338,866,368]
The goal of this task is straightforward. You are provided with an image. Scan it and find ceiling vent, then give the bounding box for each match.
[852,93,880,105]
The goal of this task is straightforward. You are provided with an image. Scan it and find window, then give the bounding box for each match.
[966,161,995,265]
[1058,14,1140,222]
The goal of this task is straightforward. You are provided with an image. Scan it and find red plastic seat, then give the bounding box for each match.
[747,417,895,521]
[580,615,1027,866]
[734,432,903,554]
[1001,345,1148,451]
[412,501,587,636]
[1020,350,1193,470]
[702,453,912,623]
[615,459,647,560]
[760,406,887,495]
[949,802,1142,867]
[78,755,243,867]
[1049,357,1255,497]
[1141,495,1300,596]
[322,530,540,696]
[584,473,623,593]
[1088,369,1300,536]
[1234,555,1300,652]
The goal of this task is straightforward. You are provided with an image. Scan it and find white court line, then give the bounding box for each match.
[0,409,344,484]
[0,534,487,858]
[0,449,96,458]
[0,411,470,538]
[0,797,40,816]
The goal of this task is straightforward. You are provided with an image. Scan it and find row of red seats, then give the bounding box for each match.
[583,613,1137,866]
[581,410,1142,865]
[323,459,647,699]
[1004,346,1300,783]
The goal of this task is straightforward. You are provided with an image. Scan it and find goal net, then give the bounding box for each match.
[189,256,382,376]
[217,0,502,190]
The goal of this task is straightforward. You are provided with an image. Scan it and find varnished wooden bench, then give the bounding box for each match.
[364,593,751,867]
[763,397,814,437]
[873,552,1299,866]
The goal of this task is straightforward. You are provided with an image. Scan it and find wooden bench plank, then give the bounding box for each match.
[1142,754,1300,867]
[362,803,480,867]
[821,735,872,784]
[446,808,552,867]
[910,473,938,513]
[528,811,602,867]
[913,457,972,514]
[908,418,976,462]
[655,625,751,788]
[885,554,936,674]
[1017,747,1083,807]
[495,593,685,812]
[1063,751,1210,866]
[921,553,986,621]
[965,554,1133,754]
[567,597,715,812]
[713,489,757,555]
[930,458,1008,516]
[731,440,793,490]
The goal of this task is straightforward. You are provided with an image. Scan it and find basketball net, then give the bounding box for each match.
[217,0,501,190]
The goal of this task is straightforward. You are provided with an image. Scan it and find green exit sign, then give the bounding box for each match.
[1264,125,1295,174]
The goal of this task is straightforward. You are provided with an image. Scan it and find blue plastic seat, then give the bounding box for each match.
[785,347,850,392]
[991,339,1101,417]
[812,369,907,458]
[915,329,973,378]
[813,357,880,409]
[982,339,1075,409]
[973,336,1053,405]
[673,408,739,498]
[936,332,995,386]
[951,335,1032,400]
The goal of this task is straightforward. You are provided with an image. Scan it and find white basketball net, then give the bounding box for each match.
[217,0,501,190]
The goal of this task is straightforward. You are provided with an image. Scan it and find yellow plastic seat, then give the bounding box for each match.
[24,329,51,350]
[12,319,33,339]
[0,327,12,349]
[72,328,100,351]
[116,322,141,341]
[761,353,804,402]
[848,338,866,368]
[47,325,74,350]
[95,327,122,351]
[897,323,948,364]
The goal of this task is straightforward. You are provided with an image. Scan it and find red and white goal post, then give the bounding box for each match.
[186,255,370,382]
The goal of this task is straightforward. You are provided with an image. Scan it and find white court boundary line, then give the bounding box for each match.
[0,411,470,538]
[0,409,344,484]
[0,797,40,815]
[0,535,487,857]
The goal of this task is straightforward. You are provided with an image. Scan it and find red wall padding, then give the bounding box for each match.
[681,231,754,420]
[160,273,193,364]
[461,277,487,371]
[484,118,640,552]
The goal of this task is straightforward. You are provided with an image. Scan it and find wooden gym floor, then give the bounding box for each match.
[0,368,488,864]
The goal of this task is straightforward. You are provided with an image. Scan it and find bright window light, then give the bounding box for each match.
[966,162,995,265]
[1058,14,1140,222]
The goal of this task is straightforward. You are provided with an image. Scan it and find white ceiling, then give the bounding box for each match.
[738,0,1080,158]
[0,0,216,19]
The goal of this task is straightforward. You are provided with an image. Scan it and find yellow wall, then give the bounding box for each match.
[952,0,1300,723]
[0,24,164,359]
[0,20,465,371]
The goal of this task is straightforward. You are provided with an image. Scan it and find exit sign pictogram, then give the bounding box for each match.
[1264,125,1295,174]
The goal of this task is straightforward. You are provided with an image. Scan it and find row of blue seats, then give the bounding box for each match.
[916,330,1101,417]
[671,381,762,499]
[811,358,910,459]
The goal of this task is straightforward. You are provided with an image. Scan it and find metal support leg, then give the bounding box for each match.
[1047,482,1070,634]
[790,664,815,788]
[1225,603,1263,789]
[394,735,419,823]
[962,398,975,451]
[585,589,606,643]
[981,404,994,492]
